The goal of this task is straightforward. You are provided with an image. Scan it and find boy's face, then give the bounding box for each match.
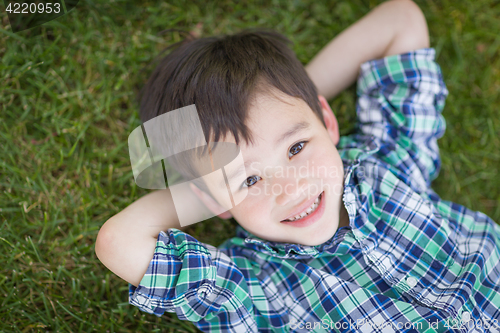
[203,89,348,246]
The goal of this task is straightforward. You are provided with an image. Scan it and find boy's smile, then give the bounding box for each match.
[280,191,325,227]
[203,88,349,246]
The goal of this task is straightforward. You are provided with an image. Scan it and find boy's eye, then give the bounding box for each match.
[288,141,307,158]
[243,175,261,187]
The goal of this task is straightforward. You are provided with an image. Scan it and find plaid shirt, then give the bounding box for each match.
[129,49,500,332]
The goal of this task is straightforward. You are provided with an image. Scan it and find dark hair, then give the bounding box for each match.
[138,30,324,195]
[139,29,324,145]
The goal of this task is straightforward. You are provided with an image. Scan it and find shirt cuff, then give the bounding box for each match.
[129,229,217,318]
[356,48,446,99]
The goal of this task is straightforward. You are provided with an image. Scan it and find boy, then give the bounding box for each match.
[95,0,500,332]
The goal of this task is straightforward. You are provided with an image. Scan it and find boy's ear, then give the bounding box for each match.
[189,183,233,219]
[318,95,340,145]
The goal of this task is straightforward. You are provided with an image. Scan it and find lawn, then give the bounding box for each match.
[1,0,499,332]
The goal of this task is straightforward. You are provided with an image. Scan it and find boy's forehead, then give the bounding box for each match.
[249,88,305,116]
[245,91,315,144]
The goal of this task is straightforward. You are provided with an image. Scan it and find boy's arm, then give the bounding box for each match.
[306,0,429,100]
[98,188,256,323]
[311,0,449,186]
[95,187,199,286]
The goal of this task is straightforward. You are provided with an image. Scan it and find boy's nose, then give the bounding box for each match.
[273,176,309,207]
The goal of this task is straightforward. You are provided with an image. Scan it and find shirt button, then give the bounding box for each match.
[462,311,471,322]
[406,277,418,288]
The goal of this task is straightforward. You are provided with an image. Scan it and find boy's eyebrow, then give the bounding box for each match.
[274,121,310,149]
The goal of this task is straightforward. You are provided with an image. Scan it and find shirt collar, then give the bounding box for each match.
[235,226,352,259]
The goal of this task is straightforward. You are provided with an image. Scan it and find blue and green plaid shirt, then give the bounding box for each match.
[129,48,500,332]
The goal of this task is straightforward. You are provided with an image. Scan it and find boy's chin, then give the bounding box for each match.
[299,233,337,246]
[299,222,340,246]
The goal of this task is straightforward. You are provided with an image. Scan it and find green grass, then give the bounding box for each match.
[1,0,499,331]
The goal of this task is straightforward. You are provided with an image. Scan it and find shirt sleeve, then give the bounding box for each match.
[355,48,449,186]
[128,229,256,330]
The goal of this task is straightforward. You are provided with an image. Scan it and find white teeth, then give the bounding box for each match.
[284,194,322,222]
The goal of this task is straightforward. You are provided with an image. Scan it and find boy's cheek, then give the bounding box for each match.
[231,186,249,206]
[231,197,269,221]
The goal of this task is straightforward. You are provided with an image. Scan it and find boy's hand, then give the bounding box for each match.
[306,0,429,100]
